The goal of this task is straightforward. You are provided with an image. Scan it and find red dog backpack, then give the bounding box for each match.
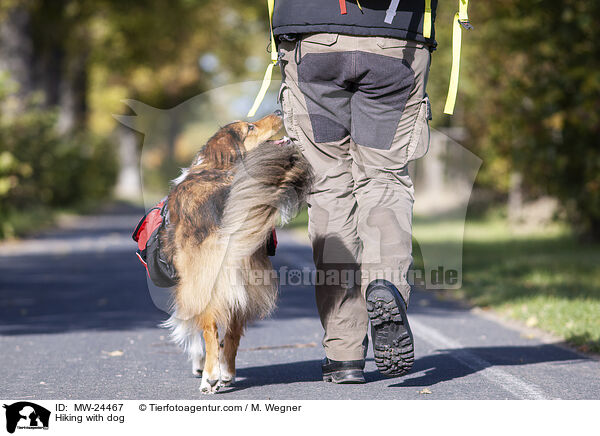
[132,197,178,288]
[132,197,278,288]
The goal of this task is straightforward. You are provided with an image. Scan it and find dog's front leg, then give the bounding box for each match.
[198,315,220,394]
[219,315,243,387]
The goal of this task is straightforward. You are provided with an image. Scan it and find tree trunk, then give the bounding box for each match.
[114,125,143,200]
[57,48,89,133]
[0,5,35,114]
[508,171,523,225]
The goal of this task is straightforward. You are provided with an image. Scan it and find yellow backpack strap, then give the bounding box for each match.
[423,0,432,39]
[443,0,473,115]
[247,0,277,118]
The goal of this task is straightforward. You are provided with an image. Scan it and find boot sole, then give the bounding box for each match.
[322,369,366,384]
[366,288,414,377]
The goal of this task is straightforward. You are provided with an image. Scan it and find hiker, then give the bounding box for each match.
[274,0,438,383]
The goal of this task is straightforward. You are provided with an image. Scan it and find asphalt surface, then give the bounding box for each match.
[1,204,599,400]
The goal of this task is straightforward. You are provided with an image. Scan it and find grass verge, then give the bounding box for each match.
[288,207,600,353]
[414,213,600,354]
[0,198,120,241]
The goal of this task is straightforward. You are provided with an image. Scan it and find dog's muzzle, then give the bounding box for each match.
[270,136,292,147]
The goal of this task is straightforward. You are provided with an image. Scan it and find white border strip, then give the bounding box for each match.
[411,318,550,400]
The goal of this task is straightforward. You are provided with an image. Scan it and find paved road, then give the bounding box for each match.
[1,204,599,400]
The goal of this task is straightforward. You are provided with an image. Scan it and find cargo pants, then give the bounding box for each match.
[278,33,432,361]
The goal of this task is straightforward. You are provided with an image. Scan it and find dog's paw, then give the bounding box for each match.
[200,377,220,395]
[218,362,235,388]
[218,376,235,388]
[192,355,205,378]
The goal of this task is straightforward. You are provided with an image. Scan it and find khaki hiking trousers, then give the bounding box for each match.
[278,33,432,361]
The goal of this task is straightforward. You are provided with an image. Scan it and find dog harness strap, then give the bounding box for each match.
[339,0,346,14]
[247,0,278,118]
[444,0,472,115]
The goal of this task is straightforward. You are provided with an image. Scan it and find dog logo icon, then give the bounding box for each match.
[3,402,50,434]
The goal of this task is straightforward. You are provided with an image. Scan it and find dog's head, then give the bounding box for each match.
[197,112,283,169]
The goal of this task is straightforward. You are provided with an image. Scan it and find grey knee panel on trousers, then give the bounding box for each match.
[297,51,415,149]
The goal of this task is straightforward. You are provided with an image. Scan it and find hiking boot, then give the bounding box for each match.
[366,279,414,377]
[321,358,366,384]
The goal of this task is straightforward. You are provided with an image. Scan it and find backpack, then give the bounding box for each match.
[132,197,279,288]
[132,197,178,288]
[248,0,471,117]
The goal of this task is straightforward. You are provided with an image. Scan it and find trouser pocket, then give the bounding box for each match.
[278,81,299,143]
[406,95,432,163]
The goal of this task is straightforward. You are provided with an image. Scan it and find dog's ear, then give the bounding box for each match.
[203,128,243,168]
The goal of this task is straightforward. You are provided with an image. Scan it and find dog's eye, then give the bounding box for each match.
[247,124,255,131]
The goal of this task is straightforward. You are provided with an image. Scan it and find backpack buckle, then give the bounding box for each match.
[459,19,473,30]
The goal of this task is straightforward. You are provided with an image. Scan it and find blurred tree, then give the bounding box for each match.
[0,2,34,114]
[1,0,266,133]
[0,0,93,130]
[431,1,600,238]
[0,0,269,218]
[1,0,271,234]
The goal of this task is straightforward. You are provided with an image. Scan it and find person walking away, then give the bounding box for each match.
[274,0,437,383]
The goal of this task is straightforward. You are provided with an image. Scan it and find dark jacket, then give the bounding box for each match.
[273,0,438,47]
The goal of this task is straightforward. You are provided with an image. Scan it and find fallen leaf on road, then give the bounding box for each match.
[102,350,124,357]
[419,388,432,395]
[578,344,590,353]
[525,316,538,327]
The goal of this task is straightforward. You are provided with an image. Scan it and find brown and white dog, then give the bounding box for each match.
[160,112,312,394]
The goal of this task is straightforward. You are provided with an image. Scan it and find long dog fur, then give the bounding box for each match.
[173,142,310,324]
[159,115,312,393]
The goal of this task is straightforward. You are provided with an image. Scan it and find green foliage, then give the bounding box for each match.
[450,1,600,238]
[3,1,599,239]
[0,0,269,238]
[413,214,600,353]
[0,98,117,238]
[85,0,267,107]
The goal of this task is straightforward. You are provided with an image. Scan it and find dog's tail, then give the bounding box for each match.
[219,142,312,262]
[173,142,311,323]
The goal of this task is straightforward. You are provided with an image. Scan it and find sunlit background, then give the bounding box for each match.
[1,1,598,352]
